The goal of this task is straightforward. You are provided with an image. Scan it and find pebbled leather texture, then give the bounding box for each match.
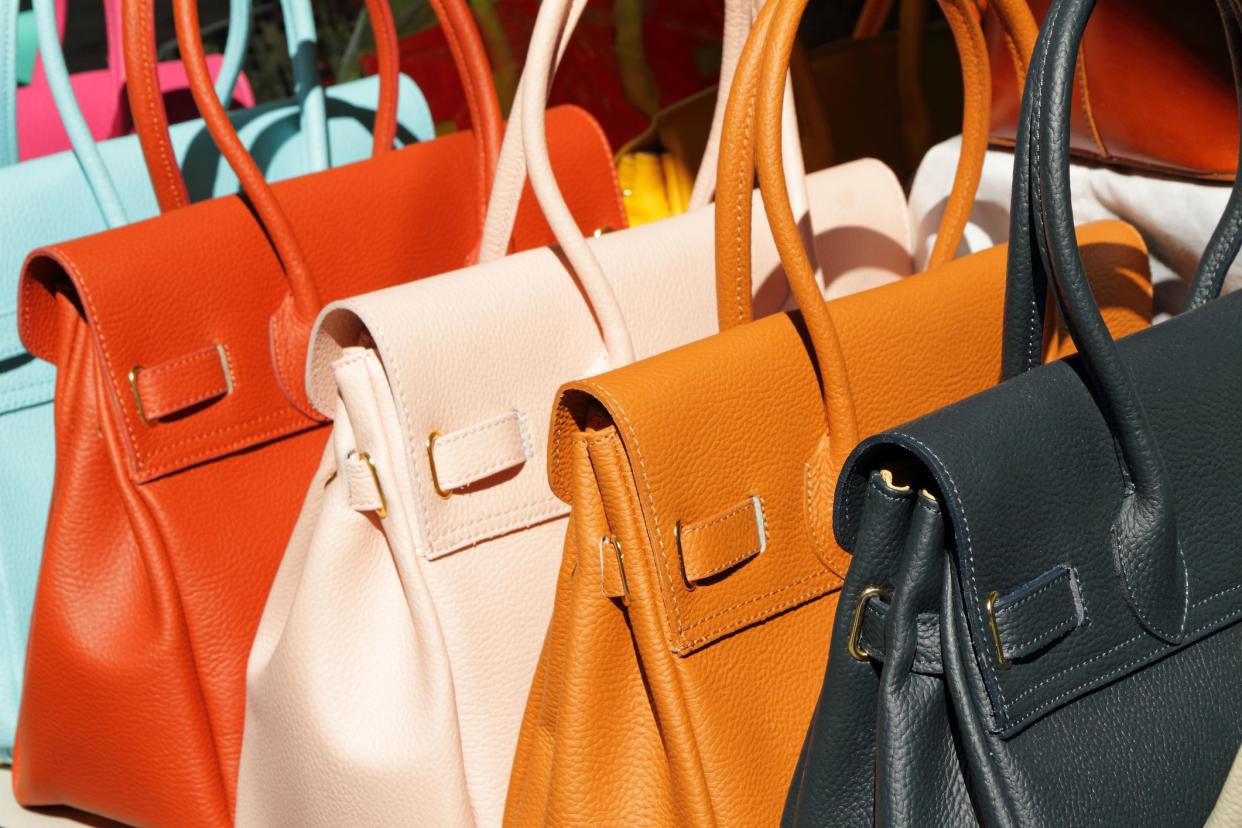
[0,73,432,768]
[787,1,1242,821]
[988,0,1239,180]
[12,105,624,828]
[236,157,916,828]
[515,218,1152,826]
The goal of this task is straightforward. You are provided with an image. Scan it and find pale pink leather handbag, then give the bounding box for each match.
[232,0,959,823]
[14,0,252,160]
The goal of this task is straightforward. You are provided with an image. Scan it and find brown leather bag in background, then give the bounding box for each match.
[988,0,1240,179]
[502,0,1154,822]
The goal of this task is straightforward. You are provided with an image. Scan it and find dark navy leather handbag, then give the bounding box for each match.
[783,0,1242,823]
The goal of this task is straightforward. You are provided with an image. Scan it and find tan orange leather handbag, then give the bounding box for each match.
[988,0,1239,180]
[10,0,624,825]
[503,0,1154,823]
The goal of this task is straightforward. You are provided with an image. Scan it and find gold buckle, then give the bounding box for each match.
[128,365,150,425]
[349,450,388,519]
[847,585,891,662]
[426,431,453,499]
[672,520,695,591]
[599,535,631,605]
[986,590,1012,670]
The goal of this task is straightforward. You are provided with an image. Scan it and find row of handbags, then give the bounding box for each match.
[2,0,1240,824]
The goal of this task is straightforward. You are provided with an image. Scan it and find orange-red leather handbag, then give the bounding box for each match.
[987,0,1239,180]
[503,0,1153,823]
[11,0,624,824]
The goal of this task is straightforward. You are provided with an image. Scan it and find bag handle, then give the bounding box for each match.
[717,0,1036,332]
[478,0,810,261]
[0,0,249,169]
[129,0,501,214]
[1012,0,1242,642]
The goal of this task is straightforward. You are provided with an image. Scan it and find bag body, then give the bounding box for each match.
[784,1,1242,822]
[12,0,623,811]
[505,0,1154,821]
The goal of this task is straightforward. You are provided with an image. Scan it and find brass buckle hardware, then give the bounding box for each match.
[591,226,616,238]
[426,431,453,499]
[349,451,388,519]
[847,585,891,662]
[599,535,631,605]
[128,366,149,425]
[986,590,1012,670]
[672,521,695,591]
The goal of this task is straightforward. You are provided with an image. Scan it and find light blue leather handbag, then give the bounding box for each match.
[0,0,433,762]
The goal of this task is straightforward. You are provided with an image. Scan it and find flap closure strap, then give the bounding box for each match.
[129,344,233,424]
[850,565,1084,673]
[426,410,532,497]
[599,496,767,600]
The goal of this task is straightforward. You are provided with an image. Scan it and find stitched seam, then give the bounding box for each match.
[673,575,837,652]
[682,568,826,632]
[138,347,222,379]
[732,94,757,326]
[144,383,229,418]
[891,432,1000,709]
[1108,522,1187,643]
[1006,614,1078,657]
[682,500,753,537]
[435,411,524,446]
[579,381,684,639]
[1006,608,1242,731]
[139,414,317,478]
[996,570,1070,617]
[440,448,529,489]
[687,498,764,580]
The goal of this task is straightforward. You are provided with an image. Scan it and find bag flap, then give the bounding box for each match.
[835,289,1242,737]
[0,74,431,408]
[17,106,624,481]
[303,158,924,560]
[548,220,1152,656]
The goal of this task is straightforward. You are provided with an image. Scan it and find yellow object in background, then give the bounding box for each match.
[616,151,695,226]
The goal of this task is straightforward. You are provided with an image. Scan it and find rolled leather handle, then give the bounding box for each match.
[1018,0,1236,643]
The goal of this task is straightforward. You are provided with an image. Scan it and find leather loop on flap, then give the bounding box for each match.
[426,410,532,493]
[345,451,386,516]
[599,536,629,602]
[856,597,943,676]
[132,344,231,423]
[677,496,766,584]
[992,565,1084,664]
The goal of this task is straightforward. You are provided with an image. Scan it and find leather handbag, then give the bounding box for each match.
[10,0,625,823]
[232,0,926,821]
[908,0,1240,316]
[988,0,1239,180]
[3,0,254,163]
[503,0,1152,823]
[783,0,1242,822]
[0,0,436,768]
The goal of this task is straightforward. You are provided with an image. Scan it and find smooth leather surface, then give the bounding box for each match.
[12,104,623,828]
[0,74,431,769]
[787,1,1242,822]
[988,0,1239,179]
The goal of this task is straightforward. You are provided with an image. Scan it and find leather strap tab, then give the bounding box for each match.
[345,451,386,516]
[132,344,231,423]
[992,565,1084,664]
[427,410,532,493]
[677,496,766,585]
[856,596,943,675]
[856,565,1083,673]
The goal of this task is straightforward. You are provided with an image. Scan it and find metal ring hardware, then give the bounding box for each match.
[426,431,453,499]
[847,585,892,662]
[986,590,1012,670]
[349,451,388,519]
